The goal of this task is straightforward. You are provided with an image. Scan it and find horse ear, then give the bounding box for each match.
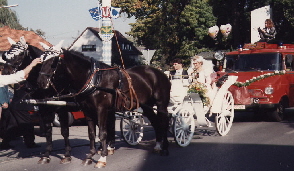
[20,36,26,45]
[54,40,64,51]
[7,37,16,45]
[39,42,50,50]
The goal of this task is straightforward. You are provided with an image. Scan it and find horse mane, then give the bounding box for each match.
[27,44,44,58]
[65,49,111,69]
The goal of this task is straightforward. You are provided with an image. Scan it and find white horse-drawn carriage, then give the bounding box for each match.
[120,73,238,147]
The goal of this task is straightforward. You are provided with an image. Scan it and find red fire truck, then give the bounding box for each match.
[216,42,294,121]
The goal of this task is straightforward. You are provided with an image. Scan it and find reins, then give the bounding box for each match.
[117,69,139,111]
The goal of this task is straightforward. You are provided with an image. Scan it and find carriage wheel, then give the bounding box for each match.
[120,111,144,146]
[173,106,195,147]
[215,91,234,136]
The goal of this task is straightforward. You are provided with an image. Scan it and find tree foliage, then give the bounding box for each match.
[0,0,23,29]
[114,0,294,68]
[0,0,45,37]
[113,0,216,68]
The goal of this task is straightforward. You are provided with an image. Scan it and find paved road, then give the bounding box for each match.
[1,112,294,171]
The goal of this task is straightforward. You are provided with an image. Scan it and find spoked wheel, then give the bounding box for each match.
[173,105,195,147]
[215,91,234,136]
[120,111,144,146]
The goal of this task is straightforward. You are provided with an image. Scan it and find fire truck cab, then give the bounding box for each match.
[217,42,294,121]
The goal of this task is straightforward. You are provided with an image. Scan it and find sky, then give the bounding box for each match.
[7,0,136,47]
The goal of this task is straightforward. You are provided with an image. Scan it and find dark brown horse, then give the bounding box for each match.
[37,43,171,168]
[2,37,74,164]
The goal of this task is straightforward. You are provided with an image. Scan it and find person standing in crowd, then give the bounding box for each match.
[258,19,277,42]
[0,58,42,149]
[169,58,188,79]
[0,63,11,138]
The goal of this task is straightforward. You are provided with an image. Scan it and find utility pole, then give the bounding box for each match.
[89,1,120,65]
[100,0,113,65]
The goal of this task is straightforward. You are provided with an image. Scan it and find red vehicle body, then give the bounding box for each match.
[217,42,294,121]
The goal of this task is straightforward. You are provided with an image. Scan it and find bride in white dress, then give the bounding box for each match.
[188,55,216,105]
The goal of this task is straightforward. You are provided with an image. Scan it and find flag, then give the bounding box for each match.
[89,7,102,21]
[111,7,121,19]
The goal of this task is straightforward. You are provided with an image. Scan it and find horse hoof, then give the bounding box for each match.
[38,157,50,164]
[160,150,169,156]
[153,149,161,154]
[81,159,93,166]
[94,161,106,168]
[60,156,72,164]
[108,149,115,155]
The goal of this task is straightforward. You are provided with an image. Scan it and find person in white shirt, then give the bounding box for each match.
[0,58,42,149]
[0,58,42,87]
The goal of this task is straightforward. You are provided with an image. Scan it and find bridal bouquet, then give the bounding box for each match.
[188,82,210,106]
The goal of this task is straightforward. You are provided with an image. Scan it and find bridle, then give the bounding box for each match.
[39,55,65,96]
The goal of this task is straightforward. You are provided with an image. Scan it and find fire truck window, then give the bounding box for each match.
[285,54,293,70]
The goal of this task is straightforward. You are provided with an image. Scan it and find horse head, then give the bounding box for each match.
[2,36,43,75]
[38,40,64,90]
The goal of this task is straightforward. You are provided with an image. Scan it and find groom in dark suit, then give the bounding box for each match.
[170,58,188,79]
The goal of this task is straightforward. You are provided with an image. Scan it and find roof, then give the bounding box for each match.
[0,26,52,51]
[68,27,142,55]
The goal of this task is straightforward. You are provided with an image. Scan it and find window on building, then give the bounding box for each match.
[82,45,96,52]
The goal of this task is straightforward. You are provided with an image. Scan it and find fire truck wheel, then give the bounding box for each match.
[268,99,287,122]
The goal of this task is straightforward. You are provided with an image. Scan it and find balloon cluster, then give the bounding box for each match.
[208,24,232,39]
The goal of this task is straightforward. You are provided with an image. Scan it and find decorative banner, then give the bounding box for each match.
[101,6,111,18]
[111,7,121,19]
[88,1,121,65]
[89,7,102,21]
[220,24,232,37]
[208,25,219,39]
[99,26,114,42]
[89,6,121,20]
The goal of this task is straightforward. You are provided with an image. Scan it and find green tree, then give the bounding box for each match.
[0,0,23,29]
[0,0,46,37]
[114,0,216,69]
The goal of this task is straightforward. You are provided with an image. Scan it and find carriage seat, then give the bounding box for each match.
[169,79,189,104]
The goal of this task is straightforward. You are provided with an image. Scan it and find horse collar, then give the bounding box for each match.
[78,58,101,97]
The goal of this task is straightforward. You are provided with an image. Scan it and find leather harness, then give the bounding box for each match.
[60,57,139,111]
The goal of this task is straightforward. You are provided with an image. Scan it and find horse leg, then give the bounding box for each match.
[97,108,116,155]
[141,106,162,153]
[106,109,116,155]
[142,105,169,156]
[94,108,112,168]
[81,117,96,166]
[58,111,72,164]
[156,106,169,156]
[38,111,54,164]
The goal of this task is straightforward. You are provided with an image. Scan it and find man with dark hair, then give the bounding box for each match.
[170,58,188,79]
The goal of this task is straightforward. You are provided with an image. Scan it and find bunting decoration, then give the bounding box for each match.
[111,7,121,19]
[88,6,121,20]
[89,7,102,21]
